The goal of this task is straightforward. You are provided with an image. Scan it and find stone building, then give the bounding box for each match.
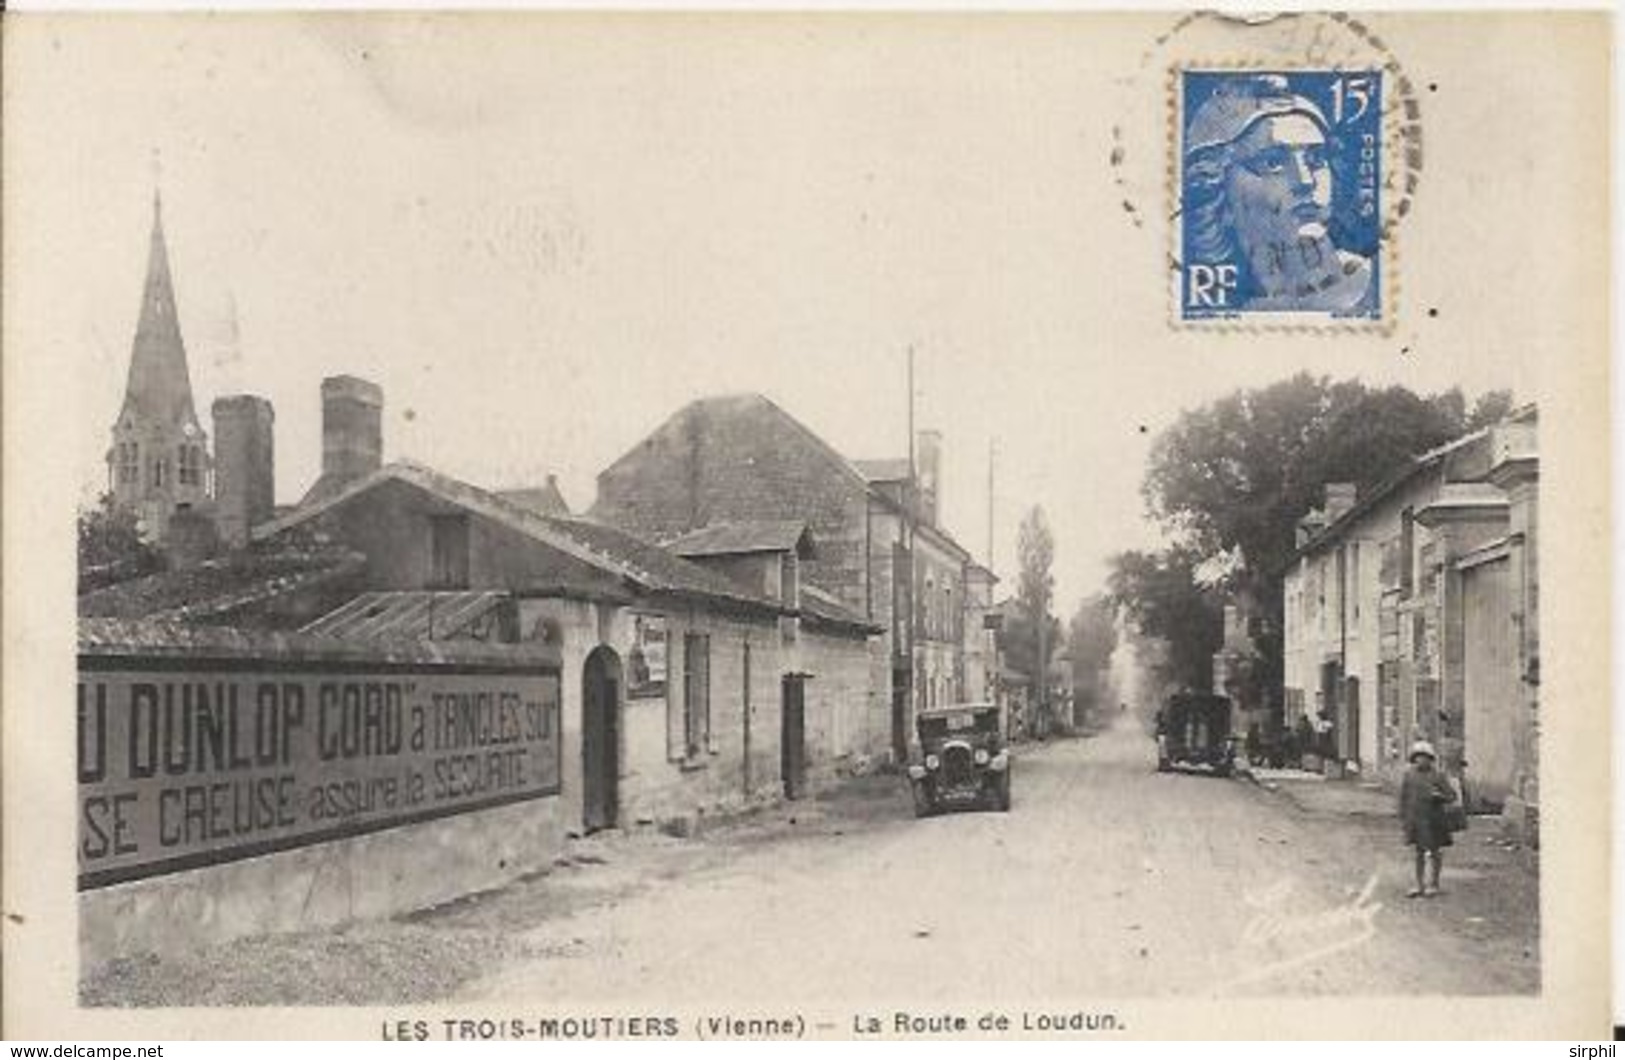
[1281,408,1540,841]
[256,454,880,833]
[589,393,985,761]
[105,194,213,541]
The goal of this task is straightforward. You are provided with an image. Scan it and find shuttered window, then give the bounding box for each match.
[430,514,470,590]
[682,632,711,759]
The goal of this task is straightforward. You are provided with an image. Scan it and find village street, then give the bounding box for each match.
[455,711,1539,1005]
[84,711,1538,1008]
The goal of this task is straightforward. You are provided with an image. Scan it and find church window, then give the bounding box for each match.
[116,444,137,485]
[178,445,201,486]
[151,457,168,489]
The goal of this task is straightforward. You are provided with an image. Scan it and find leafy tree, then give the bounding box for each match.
[78,494,161,592]
[1106,547,1224,692]
[1067,593,1118,717]
[1143,374,1472,591]
[1130,374,1515,715]
[1467,389,1516,430]
[1010,506,1059,720]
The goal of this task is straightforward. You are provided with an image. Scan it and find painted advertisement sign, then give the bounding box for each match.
[77,657,561,889]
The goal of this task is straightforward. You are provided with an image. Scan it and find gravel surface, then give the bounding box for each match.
[81,713,1540,1006]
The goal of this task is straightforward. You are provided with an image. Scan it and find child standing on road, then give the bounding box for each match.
[1399,740,1456,898]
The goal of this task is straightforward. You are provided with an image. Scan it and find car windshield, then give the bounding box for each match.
[918,710,999,740]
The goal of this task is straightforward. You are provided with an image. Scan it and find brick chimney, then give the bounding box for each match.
[322,375,382,483]
[1324,482,1358,524]
[916,429,942,527]
[212,394,275,549]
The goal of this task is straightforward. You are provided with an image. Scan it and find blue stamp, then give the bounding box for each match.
[1179,70,1383,322]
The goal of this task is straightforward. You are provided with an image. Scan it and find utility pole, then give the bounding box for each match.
[905,345,916,715]
[986,437,996,570]
[1037,592,1048,738]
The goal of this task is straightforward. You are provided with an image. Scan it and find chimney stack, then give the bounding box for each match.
[1324,482,1358,524]
[212,394,276,548]
[916,429,942,527]
[321,374,383,486]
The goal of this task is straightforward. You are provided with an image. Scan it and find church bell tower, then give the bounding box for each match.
[105,191,212,540]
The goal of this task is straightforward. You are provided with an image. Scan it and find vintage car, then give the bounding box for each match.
[907,702,1011,816]
[1154,691,1237,777]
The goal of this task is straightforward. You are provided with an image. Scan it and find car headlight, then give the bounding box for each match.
[974,748,989,765]
[925,754,940,771]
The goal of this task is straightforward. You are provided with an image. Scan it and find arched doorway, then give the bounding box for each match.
[582,646,623,833]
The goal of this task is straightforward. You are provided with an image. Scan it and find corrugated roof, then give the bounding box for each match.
[665,520,811,558]
[301,591,508,640]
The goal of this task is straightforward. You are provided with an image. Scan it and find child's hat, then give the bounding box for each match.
[1409,740,1437,762]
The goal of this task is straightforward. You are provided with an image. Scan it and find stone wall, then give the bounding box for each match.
[77,621,566,965]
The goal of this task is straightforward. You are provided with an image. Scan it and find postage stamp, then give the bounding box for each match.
[1177,69,1384,324]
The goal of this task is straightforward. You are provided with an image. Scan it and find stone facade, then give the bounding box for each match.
[1281,408,1539,840]
[590,393,984,760]
[259,461,881,835]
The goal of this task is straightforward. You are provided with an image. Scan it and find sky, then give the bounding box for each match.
[9,12,1579,615]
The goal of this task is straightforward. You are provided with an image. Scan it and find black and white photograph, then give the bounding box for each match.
[2,9,1613,1040]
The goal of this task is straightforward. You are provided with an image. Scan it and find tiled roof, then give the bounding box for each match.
[301,591,508,640]
[799,584,882,635]
[258,461,789,616]
[854,458,911,483]
[664,520,812,558]
[497,478,571,518]
[78,616,553,669]
[78,548,365,622]
[1289,406,1540,565]
[591,391,976,563]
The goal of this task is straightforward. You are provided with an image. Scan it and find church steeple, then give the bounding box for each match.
[107,187,212,541]
[118,189,199,429]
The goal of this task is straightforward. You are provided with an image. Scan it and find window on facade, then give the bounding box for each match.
[1350,543,1361,623]
[628,614,669,699]
[151,457,168,489]
[682,632,711,758]
[1399,508,1415,596]
[116,443,137,485]
[1317,563,1328,636]
[429,514,471,589]
[781,554,799,609]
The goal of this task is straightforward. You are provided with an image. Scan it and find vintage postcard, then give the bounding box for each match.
[2,10,1612,1040]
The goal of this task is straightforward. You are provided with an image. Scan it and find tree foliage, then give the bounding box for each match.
[1005,506,1059,695]
[78,494,161,592]
[1106,547,1224,692]
[1142,374,1492,589]
[1116,374,1515,707]
[1067,593,1118,714]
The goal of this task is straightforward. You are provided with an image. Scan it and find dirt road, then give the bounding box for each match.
[456,710,1538,1003]
[84,710,1537,1007]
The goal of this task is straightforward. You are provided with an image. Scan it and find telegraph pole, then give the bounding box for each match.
[905,345,916,710]
[986,437,996,569]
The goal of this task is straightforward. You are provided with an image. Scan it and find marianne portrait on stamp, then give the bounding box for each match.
[1181,73,1381,319]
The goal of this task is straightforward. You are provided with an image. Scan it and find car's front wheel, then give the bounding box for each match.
[992,770,1012,812]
